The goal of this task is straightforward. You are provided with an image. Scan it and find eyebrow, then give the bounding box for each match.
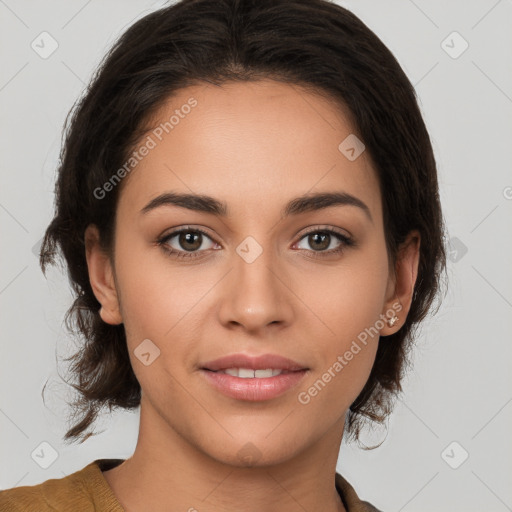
[140,191,373,223]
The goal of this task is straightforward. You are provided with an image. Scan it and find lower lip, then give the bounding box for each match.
[200,369,308,401]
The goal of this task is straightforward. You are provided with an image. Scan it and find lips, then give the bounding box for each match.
[200,353,308,372]
[200,368,308,401]
[199,353,310,401]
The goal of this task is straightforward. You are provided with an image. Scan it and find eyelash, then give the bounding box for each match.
[156,226,355,260]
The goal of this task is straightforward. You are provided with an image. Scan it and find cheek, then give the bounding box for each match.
[113,232,204,339]
[296,247,389,407]
[112,236,223,392]
[305,243,389,340]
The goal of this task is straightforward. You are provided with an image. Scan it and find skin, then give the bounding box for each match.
[85,79,420,512]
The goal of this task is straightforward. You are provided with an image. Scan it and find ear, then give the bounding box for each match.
[379,230,421,336]
[84,224,123,325]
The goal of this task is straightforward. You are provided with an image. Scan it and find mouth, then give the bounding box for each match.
[199,353,309,401]
[202,368,302,378]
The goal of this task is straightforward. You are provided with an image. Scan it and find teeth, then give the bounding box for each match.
[218,368,284,378]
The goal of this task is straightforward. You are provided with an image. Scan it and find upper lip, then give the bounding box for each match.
[201,353,308,372]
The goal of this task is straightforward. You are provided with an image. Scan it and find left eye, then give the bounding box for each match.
[295,230,352,254]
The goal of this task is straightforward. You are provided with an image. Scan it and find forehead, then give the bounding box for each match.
[117,79,382,223]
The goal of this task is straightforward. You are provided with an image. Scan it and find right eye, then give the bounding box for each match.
[157,227,219,259]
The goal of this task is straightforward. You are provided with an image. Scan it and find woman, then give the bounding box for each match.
[0,0,446,510]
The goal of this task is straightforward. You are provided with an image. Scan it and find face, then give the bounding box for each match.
[87,79,409,468]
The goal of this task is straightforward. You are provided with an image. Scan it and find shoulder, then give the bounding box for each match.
[0,459,124,512]
[335,472,383,512]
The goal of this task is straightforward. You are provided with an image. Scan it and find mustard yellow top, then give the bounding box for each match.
[0,459,381,511]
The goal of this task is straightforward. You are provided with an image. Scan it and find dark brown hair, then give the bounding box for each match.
[40,0,447,444]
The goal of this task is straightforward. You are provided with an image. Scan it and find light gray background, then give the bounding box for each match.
[1,1,511,510]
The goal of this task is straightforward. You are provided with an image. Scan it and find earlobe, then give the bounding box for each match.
[380,230,421,336]
[84,224,123,325]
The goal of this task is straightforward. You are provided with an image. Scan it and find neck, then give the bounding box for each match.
[103,398,347,512]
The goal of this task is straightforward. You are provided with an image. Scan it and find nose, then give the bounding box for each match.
[217,243,294,334]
